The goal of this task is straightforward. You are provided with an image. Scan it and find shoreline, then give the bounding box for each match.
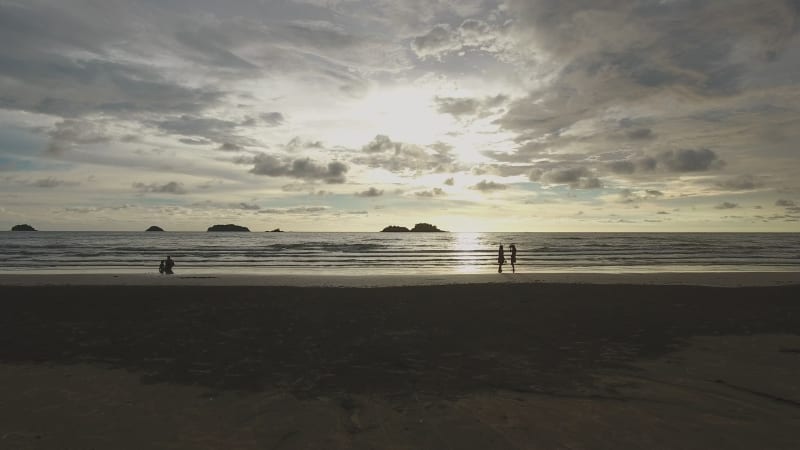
[1,271,799,287]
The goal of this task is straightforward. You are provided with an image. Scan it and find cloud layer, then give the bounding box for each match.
[1,0,798,230]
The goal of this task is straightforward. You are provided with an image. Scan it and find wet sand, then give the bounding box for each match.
[1,276,799,449]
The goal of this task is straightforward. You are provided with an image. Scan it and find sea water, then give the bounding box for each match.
[0,232,798,275]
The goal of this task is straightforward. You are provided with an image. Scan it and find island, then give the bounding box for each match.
[207,224,250,232]
[145,226,164,232]
[268,228,284,232]
[381,225,410,232]
[381,223,445,232]
[11,224,37,231]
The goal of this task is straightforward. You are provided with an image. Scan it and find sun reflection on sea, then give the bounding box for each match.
[451,232,486,273]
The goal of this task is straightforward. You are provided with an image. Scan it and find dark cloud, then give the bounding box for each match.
[607,160,636,174]
[606,149,724,175]
[235,202,261,211]
[218,142,243,152]
[434,94,508,118]
[250,153,348,183]
[260,112,285,126]
[715,175,763,190]
[471,180,507,192]
[435,97,480,117]
[415,188,446,197]
[46,120,111,154]
[286,137,323,151]
[715,201,739,210]
[530,166,603,189]
[354,135,458,173]
[626,128,655,140]
[355,187,384,197]
[444,177,454,186]
[32,177,78,188]
[179,138,212,146]
[133,181,187,195]
[0,50,223,118]
[656,148,723,172]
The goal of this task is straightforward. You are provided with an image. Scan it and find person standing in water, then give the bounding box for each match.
[497,245,505,273]
[509,244,517,273]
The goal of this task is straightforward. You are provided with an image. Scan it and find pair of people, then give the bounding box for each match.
[497,244,517,273]
[158,256,175,275]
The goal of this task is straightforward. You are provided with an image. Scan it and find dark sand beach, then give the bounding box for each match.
[1,276,799,449]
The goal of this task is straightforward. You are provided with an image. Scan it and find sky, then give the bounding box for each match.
[1,0,799,232]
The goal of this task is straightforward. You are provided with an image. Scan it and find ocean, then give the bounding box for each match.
[1,232,799,275]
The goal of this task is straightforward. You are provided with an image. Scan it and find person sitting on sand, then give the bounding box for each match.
[510,244,517,273]
[158,260,165,274]
[497,245,505,273]
[164,256,175,275]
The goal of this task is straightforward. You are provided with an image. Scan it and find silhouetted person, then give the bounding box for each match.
[158,260,165,274]
[497,245,505,273]
[164,256,175,275]
[510,244,517,273]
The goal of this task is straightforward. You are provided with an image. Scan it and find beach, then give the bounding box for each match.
[1,274,799,449]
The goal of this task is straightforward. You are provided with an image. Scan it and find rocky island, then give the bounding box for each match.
[145,226,164,232]
[11,224,37,231]
[207,224,250,232]
[381,223,445,232]
[268,228,284,232]
[381,225,410,232]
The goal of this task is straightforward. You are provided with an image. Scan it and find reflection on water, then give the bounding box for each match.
[452,232,485,273]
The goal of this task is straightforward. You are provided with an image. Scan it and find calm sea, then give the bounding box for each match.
[0,232,798,275]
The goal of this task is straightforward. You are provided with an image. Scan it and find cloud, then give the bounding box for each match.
[434,94,508,118]
[414,188,446,197]
[235,202,261,211]
[471,180,507,192]
[260,112,285,126]
[355,187,384,197]
[156,115,238,139]
[444,177,454,186]
[626,128,655,140]
[180,138,212,146]
[0,19,224,118]
[286,137,324,151]
[257,206,329,214]
[46,120,111,154]
[530,166,603,189]
[31,177,79,188]
[218,142,243,152]
[133,181,187,195]
[606,149,724,175]
[715,202,739,210]
[354,135,459,174]
[776,199,796,207]
[411,19,505,60]
[618,189,664,204]
[189,200,261,211]
[250,153,348,183]
[655,149,723,172]
[715,175,763,191]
